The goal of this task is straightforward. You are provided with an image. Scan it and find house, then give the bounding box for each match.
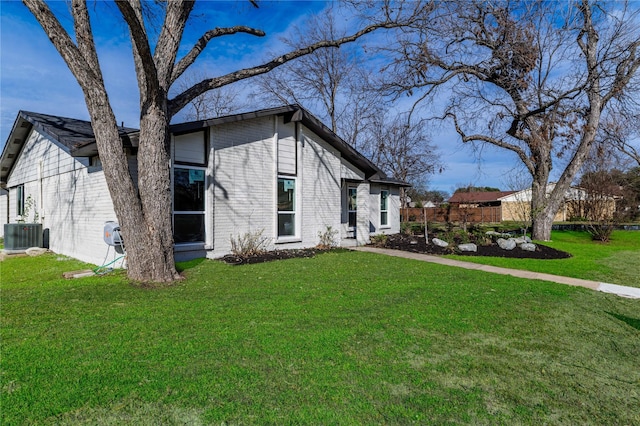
[499,184,617,222]
[442,185,616,224]
[0,105,407,264]
[448,191,516,209]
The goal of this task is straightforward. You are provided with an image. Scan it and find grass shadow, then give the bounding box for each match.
[176,258,206,272]
[607,312,640,331]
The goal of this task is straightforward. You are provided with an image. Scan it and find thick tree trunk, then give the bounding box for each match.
[128,106,180,282]
[87,95,179,283]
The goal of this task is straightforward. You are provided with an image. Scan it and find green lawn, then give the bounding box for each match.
[448,230,640,288]
[2,250,639,424]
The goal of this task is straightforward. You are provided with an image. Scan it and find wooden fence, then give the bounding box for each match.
[401,206,502,224]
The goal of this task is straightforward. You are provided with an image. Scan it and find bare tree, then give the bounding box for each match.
[367,114,440,207]
[253,4,442,192]
[599,110,640,167]
[383,0,640,240]
[577,149,622,241]
[502,166,534,233]
[252,9,384,152]
[24,0,413,283]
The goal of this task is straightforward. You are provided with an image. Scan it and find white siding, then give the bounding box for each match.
[277,120,296,175]
[206,116,346,257]
[369,184,401,236]
[341,159,365,181]
[6,129,117,265]
[208,116,276,257]
[356,182,371,245]
[298,128,342,247]
[0,190,7,237]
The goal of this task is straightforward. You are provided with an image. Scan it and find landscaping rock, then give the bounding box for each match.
[520,243,537,252]
[458,243,477,252]
[497,238,517,250]
[432,238,449,247]
[26,247,48,256]
[486,231,510,238]
[513,237,527,244]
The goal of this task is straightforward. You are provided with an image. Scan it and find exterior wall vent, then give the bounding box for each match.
[3,224,43,251]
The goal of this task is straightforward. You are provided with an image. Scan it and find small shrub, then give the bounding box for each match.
[470,230,492,246]
[317,226,339,249]
[401,222,425,235]
[230,229,270,257]
[371,234,388,247]
[587,224,614,242]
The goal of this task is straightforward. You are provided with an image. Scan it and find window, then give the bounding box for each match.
[277,177,296,237]
[348,186,357,228]
[380,189,389,227]
[16,185,25,216]
[173,167,205,243]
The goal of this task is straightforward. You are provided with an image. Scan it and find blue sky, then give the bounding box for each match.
[0,0,525,194]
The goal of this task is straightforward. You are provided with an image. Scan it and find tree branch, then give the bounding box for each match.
[115,0,159,100]
[155,0,194,87]
[22,0,99,88]
[71,0,102,79]
[172,26,266,84]
[168,20,400,117]
[447,111,534,173]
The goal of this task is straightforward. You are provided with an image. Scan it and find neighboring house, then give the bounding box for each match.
[0,105,407,264]
[448,191,516,209]
[446,185,616,224]
[500,184,617,222]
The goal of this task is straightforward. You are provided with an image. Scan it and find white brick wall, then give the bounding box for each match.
[5,128,118,265]
[0,190,7,237]
[298,128,342,247]
[206,116,347,258]
[3,112,402,262]
[368,184,401,236]
[208,116,276,257]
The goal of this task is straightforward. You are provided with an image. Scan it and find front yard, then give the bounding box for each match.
[2,244,639,424]
[445,230,640,288]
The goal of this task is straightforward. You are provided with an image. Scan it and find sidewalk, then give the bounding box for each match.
[354,246,640,299]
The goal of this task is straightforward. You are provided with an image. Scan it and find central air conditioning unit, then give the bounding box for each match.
[3,223,43,252]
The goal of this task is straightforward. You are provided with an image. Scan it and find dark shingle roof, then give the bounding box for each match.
[2,106,409,187]
[1,111,138,183]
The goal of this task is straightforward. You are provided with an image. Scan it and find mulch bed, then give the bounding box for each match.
[377,233,571,260]
[219,233,572,265]
[220,248,327,265]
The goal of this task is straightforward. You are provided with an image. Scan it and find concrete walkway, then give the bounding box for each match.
[355,246,640,299]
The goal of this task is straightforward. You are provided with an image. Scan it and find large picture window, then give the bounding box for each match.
[173,167,205,243]
[277,177,296,237]
[380,189,389,227]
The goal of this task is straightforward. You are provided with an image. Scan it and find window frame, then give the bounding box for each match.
[172,165,207,244]
[380,189,390,228]
[16,184,25,216]
[347,186,357,230]
[277,175,299,241]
